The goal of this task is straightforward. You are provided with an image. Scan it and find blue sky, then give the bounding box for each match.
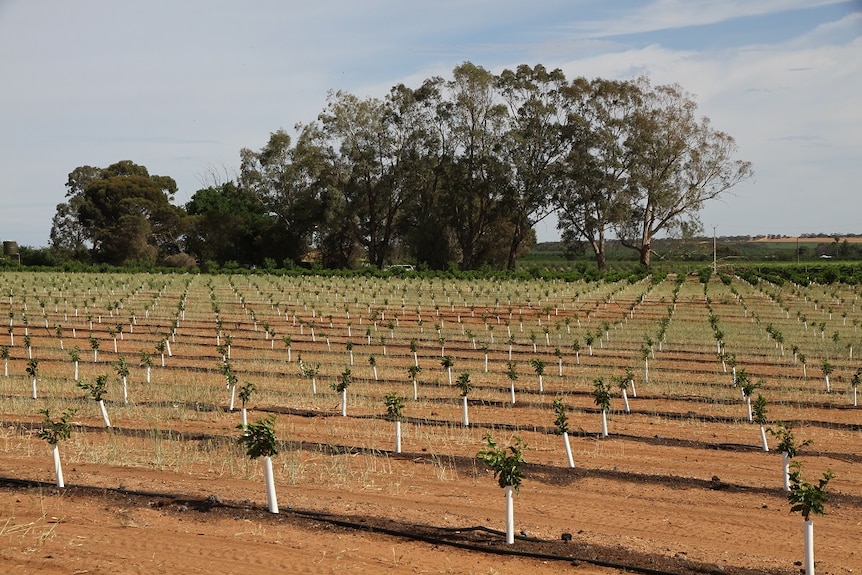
[1,0,859,248]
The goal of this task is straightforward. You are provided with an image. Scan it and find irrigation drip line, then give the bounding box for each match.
[5,417,861,508]
[0,475,790,575]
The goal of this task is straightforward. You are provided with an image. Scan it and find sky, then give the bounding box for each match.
[1,0,860,248]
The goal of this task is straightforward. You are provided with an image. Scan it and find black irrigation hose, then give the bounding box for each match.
[0,475,789,575]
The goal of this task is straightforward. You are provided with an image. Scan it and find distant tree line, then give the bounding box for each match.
[48,62,752,271]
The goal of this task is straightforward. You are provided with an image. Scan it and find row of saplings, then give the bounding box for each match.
[34,366,834,575]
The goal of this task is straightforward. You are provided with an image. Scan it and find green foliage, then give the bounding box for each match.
[38,408,76,445]
[237,416,278,459]
[440,355,453,369]
[238,381,256,406]
[476,433,527,491]
[505,361,518,382]
[139,350,152,368]
[788,462,834,521]
[68,347,80,363]
[384,393,405,421]
[407,364,421,380]
[768,422,812,458]
[25,358,39,378]
[0,345,9,361]
[456,372,472,397]
[332,368,352,392]
[552,398,569,435]
[592,378,612,412]
[114,356,130,378]
[529,358,546,375]
[751,394,768,425]
[77,374,108,402]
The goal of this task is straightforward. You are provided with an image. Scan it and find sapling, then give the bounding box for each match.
[114,356,130,404]
[407,364,421,400]
[155,339,167,367]
[68,347,80,381]
[368,354,378,381]
[300,358,320,394]
[820,360,833,393]
[77,374,111,427]
[554,347,563,376]
[0,345,9,377]
[332,368,351,416]
[456,372,472,427]
[529,358,546,393]
[851,368,860,407]
[346,340,354,366]
[38,407,76,488]
[788,462,834,575]
[222,360,238,411]
[24,333,32,359]
[384,392,405,453]
[751,393,769,451]
[89,334,99,362]
[440,355,454,385]
[56,325,64,350]
[237,416,279,513]
[613,369,634,413]
[139,350,152,383]
[593,378,612,437]
[26,358,39,399]
[506,361,518,404]
[477,433,526,544]
[552,398,574,468]
[737,370,760,422]
[571,339,581,364]
[769,422,812,491]
[238,381,256,427]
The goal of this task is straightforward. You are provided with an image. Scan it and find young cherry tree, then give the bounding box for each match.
[68,347,80,381]
[456,372,472,427]
[506,361,518,404]
[769,422,812,492]
[737,370,760,422]
[139,350,153,384]
[552,398,575,468]
[407,364,422,400]
[299,357,320,394]
[332,368,351,416]
[114,356,130,404]
[529,358,546,393]
[384,392,405,453]
[238,381,256,427]
[820,360,834,393]
[38,407,76,488]
[89,334,100,363]
[1,345,9,377]
[368,354,378,381]
[751,393,769,452]
[613,370,631,413]
[77,375,111,427]
[788,463,834,575]
[26,358,39,399]
[593,378,612,437]
[852,368,860,407]
[222,360,238,411]
[477,433,526,544]
[237,416,279,513]
[440,355,454,385]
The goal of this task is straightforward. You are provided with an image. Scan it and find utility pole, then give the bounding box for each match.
[713,226,717,274]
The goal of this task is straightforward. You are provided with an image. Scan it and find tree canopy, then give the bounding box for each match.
[48,64,752,271]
